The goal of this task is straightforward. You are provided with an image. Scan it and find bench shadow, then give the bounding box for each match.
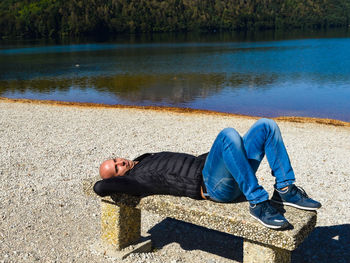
[148,217,243,262]
[148,218,350,263]
[292,224,350,263]
[145,196,247,261]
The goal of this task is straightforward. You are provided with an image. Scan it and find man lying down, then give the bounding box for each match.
[94,118,321,229]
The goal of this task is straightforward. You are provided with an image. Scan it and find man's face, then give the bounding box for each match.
[112,158,133,177]
[99,158,133,179]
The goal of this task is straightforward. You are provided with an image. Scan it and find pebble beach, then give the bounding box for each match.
[0,98,349,263]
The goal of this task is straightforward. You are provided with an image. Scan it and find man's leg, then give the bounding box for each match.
[242,118,295,189]
[243,118,321,210]
[202,119,290,229]
[202,126,269,204]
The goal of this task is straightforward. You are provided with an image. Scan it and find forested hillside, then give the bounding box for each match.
[1,0,349,39]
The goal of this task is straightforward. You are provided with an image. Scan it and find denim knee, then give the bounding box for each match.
[219,127,242,147]
[256,118,279,134]
[258,118,277,127]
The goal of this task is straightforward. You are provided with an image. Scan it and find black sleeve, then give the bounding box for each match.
[93,176,147,197]
[197,152,209,160]
[133,153,152,162]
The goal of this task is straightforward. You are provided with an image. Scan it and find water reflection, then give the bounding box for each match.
[0,73,281,103]
[1,29,350,121]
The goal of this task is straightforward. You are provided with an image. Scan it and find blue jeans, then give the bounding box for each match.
[202,118,295,205]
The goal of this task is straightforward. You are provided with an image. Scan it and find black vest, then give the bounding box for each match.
[127,151,208,199]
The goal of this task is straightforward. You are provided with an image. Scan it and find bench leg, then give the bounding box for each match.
[243,239,291,263]
[101,200,141,249]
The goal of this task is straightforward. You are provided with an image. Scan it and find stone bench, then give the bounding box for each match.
[83,179,317,262]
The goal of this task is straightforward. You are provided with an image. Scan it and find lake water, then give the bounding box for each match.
[1,30,350,121]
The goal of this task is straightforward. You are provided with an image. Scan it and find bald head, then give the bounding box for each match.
[99,160,116,179]
[99,158,137,179]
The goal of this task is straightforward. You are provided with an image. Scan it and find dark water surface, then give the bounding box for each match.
[1,30,350,121]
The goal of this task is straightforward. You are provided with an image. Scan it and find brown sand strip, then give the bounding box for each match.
[1,96,349,127]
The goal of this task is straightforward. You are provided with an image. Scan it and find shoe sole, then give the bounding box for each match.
[249,214,288,229]
[271,199,320,211]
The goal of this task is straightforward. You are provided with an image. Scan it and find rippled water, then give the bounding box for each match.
[1,30,350,121]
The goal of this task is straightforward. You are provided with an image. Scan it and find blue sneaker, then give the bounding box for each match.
[271,184,321,211]
[249,200,289,229]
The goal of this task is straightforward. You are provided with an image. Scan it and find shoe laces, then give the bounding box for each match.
[292,185,309,198]
[261,201,278,215]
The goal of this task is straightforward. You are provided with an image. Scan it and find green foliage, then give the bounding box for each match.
[0,0,349,39]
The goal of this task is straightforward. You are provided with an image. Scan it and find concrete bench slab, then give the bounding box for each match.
[83,178,316,262]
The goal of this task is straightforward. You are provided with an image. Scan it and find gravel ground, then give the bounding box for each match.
[0,100,349,263]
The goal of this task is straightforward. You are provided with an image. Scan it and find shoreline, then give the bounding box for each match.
[1,96,349,127]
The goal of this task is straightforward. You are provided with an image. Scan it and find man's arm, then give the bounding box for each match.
[93,176,146,197]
